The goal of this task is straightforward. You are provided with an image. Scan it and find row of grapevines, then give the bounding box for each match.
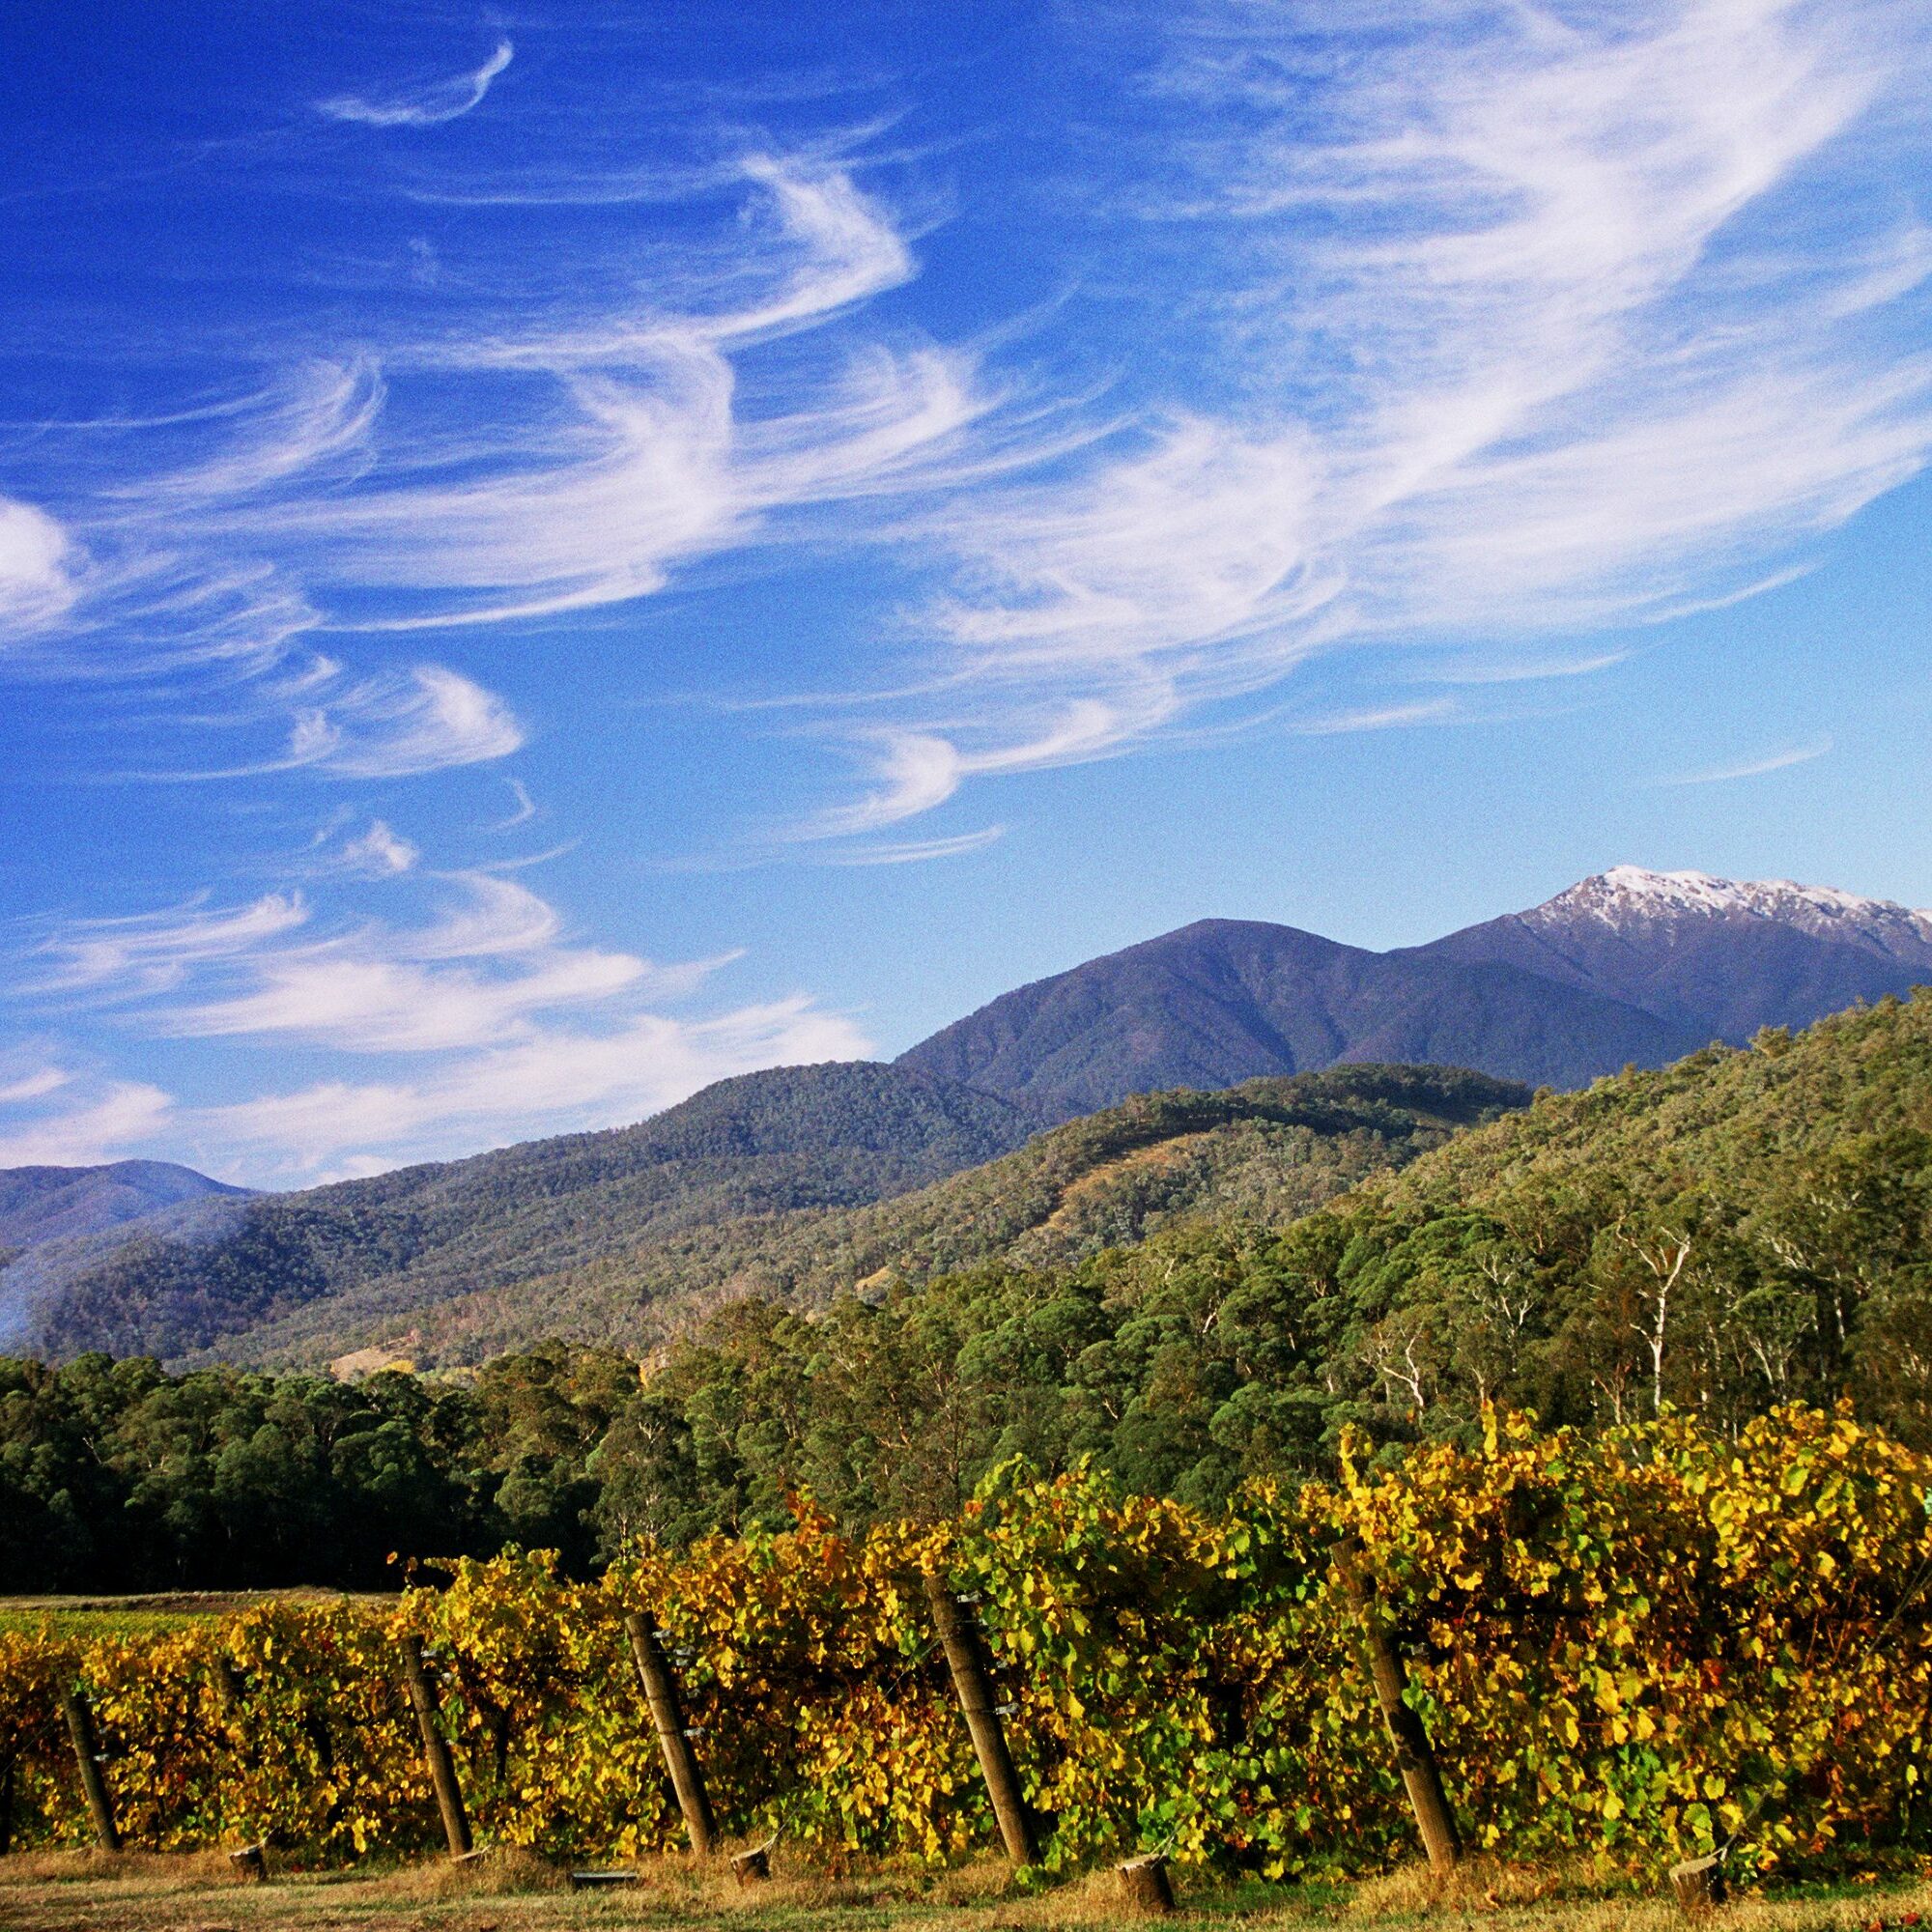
[1,1406,1926,1877]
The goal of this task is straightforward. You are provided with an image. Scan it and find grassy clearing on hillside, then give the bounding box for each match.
[0,1852,1926,1932]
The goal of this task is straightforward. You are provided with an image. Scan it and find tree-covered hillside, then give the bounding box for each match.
[14,1063,1037,1365]
[585,991,1932,1528]
[215,1064,1524,1368]
[0,1159,249,1251]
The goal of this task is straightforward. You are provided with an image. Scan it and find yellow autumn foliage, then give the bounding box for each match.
[0,1406,1924,1878]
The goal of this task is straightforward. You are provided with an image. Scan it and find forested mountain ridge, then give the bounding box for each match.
[897,867,1932,1112]
[613,988,1932,1528]
[895,916,1680,1109]
[1363,984,1932,1216]
[8,1063,1038,1364]
[219,1063,1523,1369]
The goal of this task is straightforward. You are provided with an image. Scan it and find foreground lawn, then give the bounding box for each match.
[0,1852,1926,1932]
[0,1591,393,1639]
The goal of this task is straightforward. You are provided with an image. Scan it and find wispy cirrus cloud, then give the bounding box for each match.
[796,699,1141,843]
[31,870,654,1054]
[253,166,978,630]
[4,860,870,1180]
[194,993,866,1179]
[31,894,313,1000]
[0,506,524,783]
[0,159,980,783]
[0,1065,71,1107]
[317,40,514,129]
[1294,698,1459,737]
[489,779,536,833]
[790,0,1932,840]
[1656,736,1834,785]
[282,664,526,779]
[0,1075,174,1171]
[813,825,1007,867]
[333,820,420,876]
[0,498,77,634]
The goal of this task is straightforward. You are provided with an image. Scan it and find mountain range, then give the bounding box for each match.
[7,864,1931,1368]
[1,1062,1037,1362]
[900,866,1932,1111]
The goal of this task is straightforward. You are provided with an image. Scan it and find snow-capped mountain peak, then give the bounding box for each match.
[1523,866,1932,952]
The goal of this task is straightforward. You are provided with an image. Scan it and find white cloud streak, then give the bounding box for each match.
[489,779,536,832]
[795,698,1143,840]
[1294,698,1459,736]
[0,995,870,1182]
[191,995,868,1181]
[318,40,515,128]
[4,865,871,1181]
[247,166,974,628]
[0,159,981,785]
[0,498,77,635]
[1657,735,1834,784]
[814,825,1007,866]
[0,1078,174,1170]
[29,871,665,1055]
[0,1066,69,1106]
[33,894,313,998]
[332,820,420,876]
[282,664,526,778]
[809,0,1932,838]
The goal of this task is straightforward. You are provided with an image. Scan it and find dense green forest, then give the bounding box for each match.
[6,994,1930,1592]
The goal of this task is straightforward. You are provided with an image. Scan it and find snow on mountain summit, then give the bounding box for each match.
[1524,866,1932,953]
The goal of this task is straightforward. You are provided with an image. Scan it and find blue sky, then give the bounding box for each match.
[2,0,1930,1185]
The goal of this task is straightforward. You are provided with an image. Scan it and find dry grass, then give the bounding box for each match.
[384,1847,574,1900]
[0,1590,395,1639]
[0,1849,1925,1932]
[1344,1854,1613,1918]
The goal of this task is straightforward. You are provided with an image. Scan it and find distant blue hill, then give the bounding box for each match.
[0,1159,251,1251]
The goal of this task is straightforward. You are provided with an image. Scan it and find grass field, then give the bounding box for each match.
[0,1851,1926,1932]
[0,1592,393,1638]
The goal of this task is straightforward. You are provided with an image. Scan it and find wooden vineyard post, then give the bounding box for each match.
[923,1568,1039,1867]
[228,1843,269,1883]
[62,1689,122,1852]
[213,1654,247,1720]
[1333,1538,1460,1876]
[731,1841,774,1887]
[623,1612,718,1857]
[0,1754,15,1858]
[211,1654,266,1875]
[1669,1854,1726,1917]
[399,1634,473,1859]
[1120,1854,1177,1915]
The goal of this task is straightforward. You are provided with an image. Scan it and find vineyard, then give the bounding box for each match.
[2,1406,1928,1886]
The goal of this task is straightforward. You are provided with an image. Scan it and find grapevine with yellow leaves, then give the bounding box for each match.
[1,1406,1925,1877]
